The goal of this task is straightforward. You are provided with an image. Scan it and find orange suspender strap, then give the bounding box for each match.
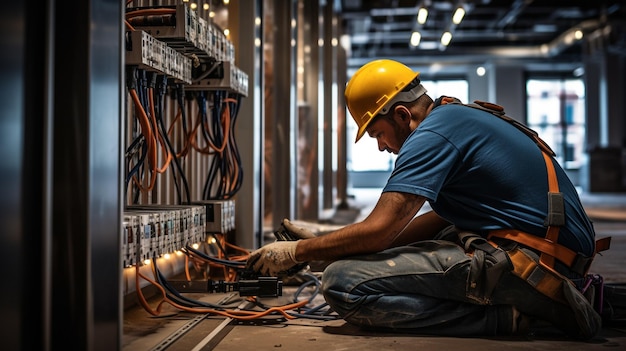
[540,151,561,269]
[489,151,562,270]
[489,150,611,276]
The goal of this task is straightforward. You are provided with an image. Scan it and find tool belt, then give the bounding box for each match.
[488,229,611,277]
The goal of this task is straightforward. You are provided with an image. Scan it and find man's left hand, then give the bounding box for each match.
[246,241,301,276]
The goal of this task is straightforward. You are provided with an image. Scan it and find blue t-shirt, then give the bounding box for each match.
[383,103,595,256]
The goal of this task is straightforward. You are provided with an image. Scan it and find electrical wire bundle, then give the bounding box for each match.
[197,90,244,200]
[125,68,191,205]
[125,72,245,204]
[134,243,339,322]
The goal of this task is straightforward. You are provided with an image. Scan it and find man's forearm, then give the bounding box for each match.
[294,192,428,262]
[295,221,391,262]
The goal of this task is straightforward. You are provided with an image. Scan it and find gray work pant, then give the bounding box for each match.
[321,233,599,338]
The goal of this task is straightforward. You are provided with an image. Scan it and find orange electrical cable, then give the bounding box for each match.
[166,108,192,158]
[125,20,135,31]
[128,88,158,193]
[148,87,173,173]
[190,96,234,154]
[225,242,251,257]
[223,98,240,194]
[188,116,215,154]
[189,114,228,154]
[135,264,168,316]
[184,254,192,281]
[225,144,240,194]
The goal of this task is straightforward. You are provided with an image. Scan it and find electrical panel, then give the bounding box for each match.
[124,3,245,269]
[122,204,207,266]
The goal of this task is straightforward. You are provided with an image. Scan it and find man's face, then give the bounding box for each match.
[365,112,412,155]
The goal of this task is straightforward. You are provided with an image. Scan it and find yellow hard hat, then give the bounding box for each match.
[345,59,421,142]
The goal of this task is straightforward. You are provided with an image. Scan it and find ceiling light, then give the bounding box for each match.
[574,30,584,40]
[476,66,486,76]
[452,7,465,25]
[410,31,422,46]
[441,31,452,46]
[417,8,428,25]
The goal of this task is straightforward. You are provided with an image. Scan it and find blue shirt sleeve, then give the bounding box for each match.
[383,129,460,202]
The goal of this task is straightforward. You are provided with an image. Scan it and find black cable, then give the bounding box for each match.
[182,245,245,269]
[223,93,244,197]
[176,84,189,136]
[196,91,213,147]
[159,83,191,204]
[154,76,192,204]
[202,91,222,199]
[153,80,181,205]
[152,258,238,309]
[125,138,146,187]
[209,233,230,260]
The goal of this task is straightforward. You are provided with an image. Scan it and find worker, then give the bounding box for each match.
[247,59,605,339]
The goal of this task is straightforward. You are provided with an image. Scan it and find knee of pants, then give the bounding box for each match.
[320,260,357,307]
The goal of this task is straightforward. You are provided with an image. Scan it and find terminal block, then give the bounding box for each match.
[124,204,207,262]
[186,61,248,96]
[125,29,192,84]
[127,4,234,63]
[192,199,236,234]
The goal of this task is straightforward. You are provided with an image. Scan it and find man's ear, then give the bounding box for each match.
[394,105,411,121]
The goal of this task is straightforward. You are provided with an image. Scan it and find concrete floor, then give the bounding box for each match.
[123,189,626,351]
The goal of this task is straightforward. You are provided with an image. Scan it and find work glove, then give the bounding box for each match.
[281,218,317,240]
[246,241,302,276]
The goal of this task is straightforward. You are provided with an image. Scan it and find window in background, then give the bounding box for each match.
[526,78,586,171]
[347,79,469,172]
